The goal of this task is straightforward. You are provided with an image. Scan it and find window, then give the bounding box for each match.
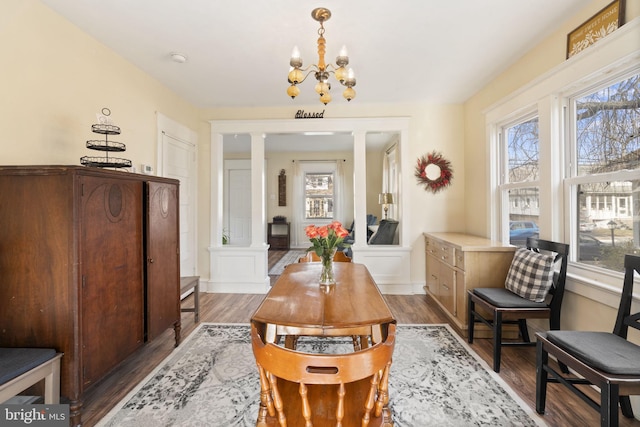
[567,73,640,272]
[498,115,541,246]
[488,23,638,297]
[304,172,334,219]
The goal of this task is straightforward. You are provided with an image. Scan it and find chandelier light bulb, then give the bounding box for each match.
[339,45,348,57]
[288,68,304,84]
[291,46,301,60]
[320,92,332,105]
[315,81,330,95]
[287,84,300,99]
[343,86,356,101]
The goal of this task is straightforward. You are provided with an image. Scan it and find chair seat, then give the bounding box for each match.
[473,288,548,308]
[0,348,57,385]
[546,331,640,375]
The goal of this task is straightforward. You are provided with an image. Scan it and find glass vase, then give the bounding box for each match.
[319,248,337,286]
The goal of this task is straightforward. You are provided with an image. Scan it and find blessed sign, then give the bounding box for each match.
[295,110,325,119]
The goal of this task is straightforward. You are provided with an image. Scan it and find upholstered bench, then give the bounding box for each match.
[0,348,63,404]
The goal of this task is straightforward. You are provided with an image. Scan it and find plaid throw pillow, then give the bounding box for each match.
[505,248,555,302]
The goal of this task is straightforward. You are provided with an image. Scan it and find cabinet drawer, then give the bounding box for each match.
[439,262,455,314]
[454,249,465,270]
[425,237,439,257]
[438,243,455,267]
[425,253,440,296]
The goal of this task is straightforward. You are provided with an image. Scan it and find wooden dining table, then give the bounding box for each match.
[251,262,396,348]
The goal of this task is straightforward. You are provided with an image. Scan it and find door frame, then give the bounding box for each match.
[156,113,198,277]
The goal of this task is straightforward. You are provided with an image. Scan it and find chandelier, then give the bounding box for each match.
[287,7,356,105]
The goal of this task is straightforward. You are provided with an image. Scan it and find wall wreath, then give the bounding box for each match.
[415,151,453,193]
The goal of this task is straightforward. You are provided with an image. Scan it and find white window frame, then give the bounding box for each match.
[296,161,343,227]
[304,171,335,220]
[486,18,639,308]
[496,111,541,244]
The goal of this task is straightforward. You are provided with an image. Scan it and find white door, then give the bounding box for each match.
[157,114,198,277]
[224,160,252,245]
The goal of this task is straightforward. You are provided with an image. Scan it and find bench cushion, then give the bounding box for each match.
[0,348,57,385]
[546,331,640,375]
[473,287,548,308]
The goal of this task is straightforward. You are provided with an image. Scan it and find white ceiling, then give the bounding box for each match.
[39,0,587,109]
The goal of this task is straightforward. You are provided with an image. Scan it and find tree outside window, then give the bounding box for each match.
[499,115,541,247]
[569,73,640,272]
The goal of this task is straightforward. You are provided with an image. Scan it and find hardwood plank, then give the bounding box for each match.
[80,290,640,427]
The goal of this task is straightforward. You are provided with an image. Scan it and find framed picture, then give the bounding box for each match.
[278,169,286,206]
[567,0,625,58]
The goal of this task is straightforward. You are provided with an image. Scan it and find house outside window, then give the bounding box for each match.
[498,114,541,247]
[567,73,640,272]
[305,172,334,219]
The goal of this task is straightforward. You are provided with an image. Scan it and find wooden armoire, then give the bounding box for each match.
[0,166,180,427]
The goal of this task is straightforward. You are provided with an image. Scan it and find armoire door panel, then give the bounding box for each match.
[145,180,180,341]
[80,175,144,387]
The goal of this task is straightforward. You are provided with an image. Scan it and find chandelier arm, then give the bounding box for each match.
[291,68,319,85]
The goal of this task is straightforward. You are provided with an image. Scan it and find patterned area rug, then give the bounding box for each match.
[96,324,546,427]
[268,250,307,275]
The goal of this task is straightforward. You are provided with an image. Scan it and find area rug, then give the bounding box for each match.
[96,324,546,427]
[268,250,307,275]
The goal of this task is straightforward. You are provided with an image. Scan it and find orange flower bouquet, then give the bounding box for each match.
[304,221,350,285]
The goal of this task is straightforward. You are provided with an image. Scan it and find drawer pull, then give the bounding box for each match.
[442,284,449,290]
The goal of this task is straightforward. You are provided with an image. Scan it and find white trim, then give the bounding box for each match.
[209,117,412,287]
[486,18,640,299]
[156,112,199,276]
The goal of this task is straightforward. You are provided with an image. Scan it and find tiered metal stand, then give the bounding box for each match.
[80,123,131,169]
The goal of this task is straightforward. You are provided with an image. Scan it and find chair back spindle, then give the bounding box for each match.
[251,323,396,427]
[614,254,640,339]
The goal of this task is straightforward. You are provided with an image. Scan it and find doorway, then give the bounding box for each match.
[157,114,198,277]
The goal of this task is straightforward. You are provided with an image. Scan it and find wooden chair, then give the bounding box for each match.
[535,254,640,427]
[467,237,569,372]
[298,251,352,263]
[251,322,396,427]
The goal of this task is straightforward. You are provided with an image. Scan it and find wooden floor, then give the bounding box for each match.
[79,251,640,427]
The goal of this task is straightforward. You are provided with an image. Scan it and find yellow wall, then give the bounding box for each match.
[0,0,201,166]
[464,0,640,236]
[0,2,466,281]
[203,104,465,280]
[2,0,637,306]
[462,0,640,351]
[3,4,640,415]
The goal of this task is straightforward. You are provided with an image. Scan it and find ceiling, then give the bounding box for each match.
[39,0,587,109]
